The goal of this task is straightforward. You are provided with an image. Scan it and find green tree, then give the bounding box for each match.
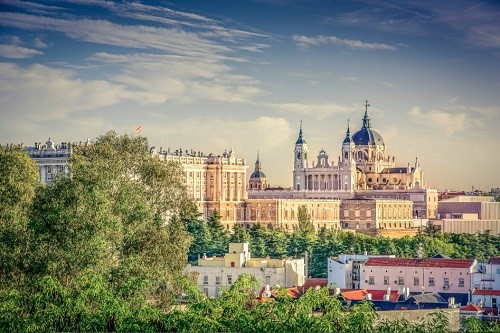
[249,224,269,258]
[0,131,194,331]
[183,207,212,263]
[0,145,40,219]
[0,146,40,288]
[230,223,251,243]
[205,211,230,257]
[266,228,289,259]
[293,205,317,258]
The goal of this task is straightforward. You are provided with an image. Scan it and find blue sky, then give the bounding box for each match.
[1,0,499,191]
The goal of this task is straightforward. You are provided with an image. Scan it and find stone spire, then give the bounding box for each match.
[296,120,306,144]
[362,100,371,128]
[255,151,262,171]
[343,119,352,144]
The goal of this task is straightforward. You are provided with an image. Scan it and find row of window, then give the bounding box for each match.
[342,208,411,219]
[367,276,465,288]
[203,274,273,286]
[203,275,233,285]
[42,165,66,174]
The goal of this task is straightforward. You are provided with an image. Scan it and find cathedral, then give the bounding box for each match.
[291,101,426,193]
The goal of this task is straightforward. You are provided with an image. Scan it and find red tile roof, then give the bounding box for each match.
[364,257,475,268]
[487,257,500,265]
[284,287,302,299]
[460,304,482,312]
[473,289,500,296]
[341,289,369,301]
[366,289,400,302]
[258,286,302,299]
[301,278,328,290]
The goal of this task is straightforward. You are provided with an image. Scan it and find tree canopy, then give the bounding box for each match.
[0,132,195,331]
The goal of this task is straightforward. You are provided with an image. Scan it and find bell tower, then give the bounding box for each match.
[340,120,357,192]
[293,121,308,190]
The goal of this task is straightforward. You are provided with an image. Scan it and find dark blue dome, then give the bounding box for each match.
[352,127,384,146]
[351,105,385,146]
[250,170,267,178]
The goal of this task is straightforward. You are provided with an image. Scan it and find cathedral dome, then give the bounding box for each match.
[352,127,384,146]
[351,101,385,146]
[250,170,267,179]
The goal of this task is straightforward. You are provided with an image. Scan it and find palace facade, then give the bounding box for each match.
[24,138,71,185]
[291,101,426,193]
[249,102,437,220]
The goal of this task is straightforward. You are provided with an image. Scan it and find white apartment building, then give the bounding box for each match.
[185,243,305,298]
[360,257,477,305]
[328,253,396,289]
[472,257,500,308]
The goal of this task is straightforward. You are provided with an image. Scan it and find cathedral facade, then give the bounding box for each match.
[292,102,425,193]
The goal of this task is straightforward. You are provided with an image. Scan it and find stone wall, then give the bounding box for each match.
[376,308,460,332]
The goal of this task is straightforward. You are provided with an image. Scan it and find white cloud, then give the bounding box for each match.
[0,44,43,58]
[33,37,48,48]
[293,34,397,51]
[408,107,467,136]
[0,12,233,59]
[0,63,128,122]
[164,116,293,153]
[62,0,215,24]
[1,0,65,13]
[380,81,398,88]
[90,52,264,104]
[267,102,352,120]
[342,75,359,82]
[425,2,500,50]
[238,43,272,52]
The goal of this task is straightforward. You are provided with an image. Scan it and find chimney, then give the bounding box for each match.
[404,287,410,300]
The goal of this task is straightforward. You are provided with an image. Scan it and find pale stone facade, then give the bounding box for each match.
[151,147,248,230]
[239,198,341,231]
[431,196,500,235]
[147,102,437,233]
[355,188,438,219]
[340,198,415,231]
[24,138,71,185]
[185,243,305,298]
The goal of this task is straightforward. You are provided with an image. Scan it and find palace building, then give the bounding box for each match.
[24,138,72,185]
[150,146,248,230]
[146,101,437,232]
[292,101,426,193]
[250,101,438,220]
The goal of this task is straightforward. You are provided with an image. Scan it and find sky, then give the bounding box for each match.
[1,0,499,191]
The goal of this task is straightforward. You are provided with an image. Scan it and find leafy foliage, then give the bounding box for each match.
[0,132,193,331]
